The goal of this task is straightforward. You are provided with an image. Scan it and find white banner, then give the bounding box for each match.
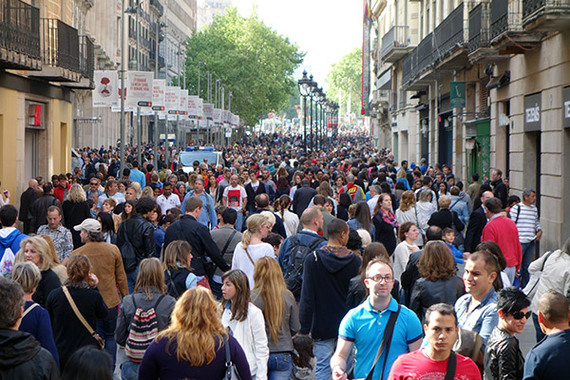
[165,86,180,114]
[188,96,200,118]
[127,71,153,108]
[203,103,214,120]
[152,79,166,111]
[93,70,119,108]
[197,98,204,119]
[179,90,188,116]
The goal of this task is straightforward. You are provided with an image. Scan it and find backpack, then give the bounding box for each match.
[125,294,166,362]
[284,235,325,298]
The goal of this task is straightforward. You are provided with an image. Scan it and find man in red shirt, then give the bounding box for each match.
[388,303,481,380]
[53,174,70,203]
[481,197,522,286]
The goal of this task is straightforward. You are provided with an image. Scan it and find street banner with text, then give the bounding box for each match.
[126,71,153,108]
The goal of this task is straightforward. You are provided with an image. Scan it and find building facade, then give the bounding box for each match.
[370,0,570,249]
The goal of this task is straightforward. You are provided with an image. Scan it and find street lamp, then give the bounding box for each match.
[297,70,311,153]
[308,75,317,152]
[197,61,206,97]
[228,91,232,111]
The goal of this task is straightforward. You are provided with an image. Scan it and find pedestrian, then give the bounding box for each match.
[30,182,61,233]
[37,205,73,264]
[19,179,39,234]
[210,208,243,298]
[392,222,420,283]
[372,193,398,255]
[0,205,27,275]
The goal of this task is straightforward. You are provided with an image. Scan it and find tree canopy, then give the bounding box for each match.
[184,8,304,126]
[326,47,362,115]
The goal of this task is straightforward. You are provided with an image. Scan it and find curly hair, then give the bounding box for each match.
[66,183,87,203]
[398,190,416,212]
[418,241,456,281]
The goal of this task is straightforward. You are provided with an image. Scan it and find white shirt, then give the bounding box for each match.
[277,209,300,237]
[223,185,247,211]
[392,241,418,282]
[367,194,380,216]
[156,193,181,215]
[232,242,275,289]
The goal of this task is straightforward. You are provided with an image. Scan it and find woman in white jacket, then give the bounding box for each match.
[222,269,269,380]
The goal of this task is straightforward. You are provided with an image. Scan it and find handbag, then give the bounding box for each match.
[224,334,242,380]
[523,250,555,299]
[452,328,482,362]
[62,286,105,350]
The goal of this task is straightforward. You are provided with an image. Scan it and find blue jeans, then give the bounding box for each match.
[121,360,140,380]
[235,211,244,232]
[520,241,536,288]
[97,305,118,367]
[126,267,139,294]
[268,352,293,380]
[314,338,336,380]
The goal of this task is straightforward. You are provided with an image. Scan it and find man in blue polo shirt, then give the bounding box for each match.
[330,258,423,380]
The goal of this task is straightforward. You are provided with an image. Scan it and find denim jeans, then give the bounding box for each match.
[126,267,139,294]
[520,241,536,288]
[235,211,244,232]
[268,352,293,380]
[532,312,546,343]
[314,338,336,380]
[98,305,118,367]
[121,360,140,380]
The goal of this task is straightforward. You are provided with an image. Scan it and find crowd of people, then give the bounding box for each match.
[0,134,569,380]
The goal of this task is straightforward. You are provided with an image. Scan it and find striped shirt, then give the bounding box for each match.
[510,203,541,243]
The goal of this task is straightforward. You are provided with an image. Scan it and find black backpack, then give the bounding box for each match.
[284,235,325,298]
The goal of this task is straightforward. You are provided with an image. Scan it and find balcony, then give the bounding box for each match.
[149,50,165,69]
[490,0,542,53]
[381,26,413,63]
[401,48,417,86]
[29,19,81,82]
[0,0,41,70]
[417,33,434,74]
[435,3,467,60]
[63,35,94,89]
[523,0,570,31]
[150,0,164,16]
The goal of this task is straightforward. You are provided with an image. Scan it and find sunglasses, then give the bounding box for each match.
[511,311,531,320]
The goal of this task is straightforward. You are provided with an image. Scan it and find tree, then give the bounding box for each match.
[184,8,304,126]
[326,47,362,115]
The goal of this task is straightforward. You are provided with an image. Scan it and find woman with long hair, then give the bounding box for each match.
[206,174,218,200]
[391,222,420,283]
[251,257,300,379]
[37,234,68,283]
[288,171,304,200]
[62,183,92,249]
[410,240,465,322]
[231,214,274,288]
[416,189,437,226]
[336,192,351,221]
[372,193,398,255]
[121,199,137,222]
[45,255,108,370]
[347,201,375,238]
[14,236,62,307]
[396,190,426,246]
[162,240,208,298]
[276,175,291,198]
[116,258,176,380]
[274,195,299,237]
[221,269,269,380]
[97,211,116,245]
[138,286,251,380]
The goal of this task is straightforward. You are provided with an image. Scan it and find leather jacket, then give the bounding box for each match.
[483,327,524,380]
[116,214,155,265]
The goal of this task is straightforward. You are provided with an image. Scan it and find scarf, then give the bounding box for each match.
[380,209,399,228]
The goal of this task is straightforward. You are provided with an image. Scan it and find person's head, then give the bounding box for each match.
[104,179,119,195]
[97,212,115,235]
[253,256,287,342]
[425,225,443,242]
[62,346,113,380]
[162,183,173,197]
[101,198,117,213]
[0,276,25,330]
[484,197,503,217]
[135,257,167,299]
[327,218,350,246]
[301,206,324,233]
[262,232,283,257]
[73,218,103,243]
[12,261,41,294]
[66,183,87,203]
[438,195,451,209]
[46,206,63,230]
[221,269,250,322]
[220,207,237,226]
[193,176,205,194]
[125,186,138,201]
[243,214,270,249]
[442,227,455,245]
[346,228,363,252]
[423,303,458,356]
[0,204,18,227]
[398,190,416,212]
[463,251,499,300]
[122,199,136,220]
[398,221,419,242]
[292,335,315,369]
[537,290,570,331]
[471,173,479,182]
[66,254,92,285]
[491,168,502,181]
[449,186,460,196]
[418,241,456,282]
[522,188,537,205]
[364,258,394,300]
[418,188,433,203]
[230,174,239,187]
[163,240,193,271]
[184,196,203,216]
[16,235,53,271]
[497,287,531,335]
[255,193,270,209]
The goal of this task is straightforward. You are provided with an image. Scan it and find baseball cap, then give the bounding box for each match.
[73,219,102,233]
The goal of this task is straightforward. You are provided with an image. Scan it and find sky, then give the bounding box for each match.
[231,0,363,90]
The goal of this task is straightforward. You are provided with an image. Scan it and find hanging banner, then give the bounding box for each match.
[223,110,231,124]
[179,90,188,116]
[197,98,204,119]
[126,71,153,108]
[152,79,166,112]
[93,70,119,107]
[165,86,180,114]
[203,103,214,120]
[213,108,222,124]
[450,81,466,108]
[188,96,200,118]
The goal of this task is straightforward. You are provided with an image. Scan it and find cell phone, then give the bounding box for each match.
[2,190,7,196]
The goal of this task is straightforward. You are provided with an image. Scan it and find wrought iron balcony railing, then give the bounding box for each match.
[40,18,80,72]
[491,0,524,40]
[434,3,465,58]
[381,25,412,62]
[0,0,41,69]
[469,2,491,53]
[417,33,434,73]
[79,35,94,80]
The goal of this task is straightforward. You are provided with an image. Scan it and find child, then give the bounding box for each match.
[291,335,316,380]
[442,227,464,264]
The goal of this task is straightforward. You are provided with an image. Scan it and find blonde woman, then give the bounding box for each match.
[62,183,92,249]
[14,236,62,307]
[251,257,300,379]
[395,190,426,246]
[38,234,68,283]
[138,286,252,380]
[231,214,275,288]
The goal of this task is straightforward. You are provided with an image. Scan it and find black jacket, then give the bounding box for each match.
[117,214,155,270]
[492,179,508,209]
[0,329,59,379]
[427,209,464,231]
[244,182,267,213]
[484,327,524,380]
[163,215,230,276]
[18,187,38,222]
[32,269,62,308]
[409,276,465,322]
[62,200,92,249]
[372,214,397,255]
[30,194,61,232]
[292,186,317,217]
[243,208,287,238]
[464,206,487,253]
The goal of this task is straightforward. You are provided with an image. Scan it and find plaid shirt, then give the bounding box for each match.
[37,224,74,262]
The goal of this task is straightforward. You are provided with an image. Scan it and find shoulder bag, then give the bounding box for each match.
[523,250,556,299]
[362,304,401,380]
[22,303,39,319]
[444,351,457,380]
[224,334,242,380]
[62,286,105,349]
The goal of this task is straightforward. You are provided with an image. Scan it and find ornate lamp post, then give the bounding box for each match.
[297,70,311,153]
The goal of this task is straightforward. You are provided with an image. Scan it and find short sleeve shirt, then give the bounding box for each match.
[223,185,247,211]
[156,194,181,215]
[339,297,423,380]
[388,349,482,380]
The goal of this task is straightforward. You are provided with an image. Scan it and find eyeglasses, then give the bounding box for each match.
[511,311,531,320]
[367,274,393,283]
[90,182,98,186]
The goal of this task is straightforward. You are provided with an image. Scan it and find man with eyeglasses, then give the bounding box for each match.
[86,177,103,204]
[331,258,422,380]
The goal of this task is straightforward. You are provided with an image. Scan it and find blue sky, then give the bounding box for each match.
[232,0,363,89]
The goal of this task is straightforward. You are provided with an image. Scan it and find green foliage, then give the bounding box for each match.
[184,7,304,126]
[326,47,362,114]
